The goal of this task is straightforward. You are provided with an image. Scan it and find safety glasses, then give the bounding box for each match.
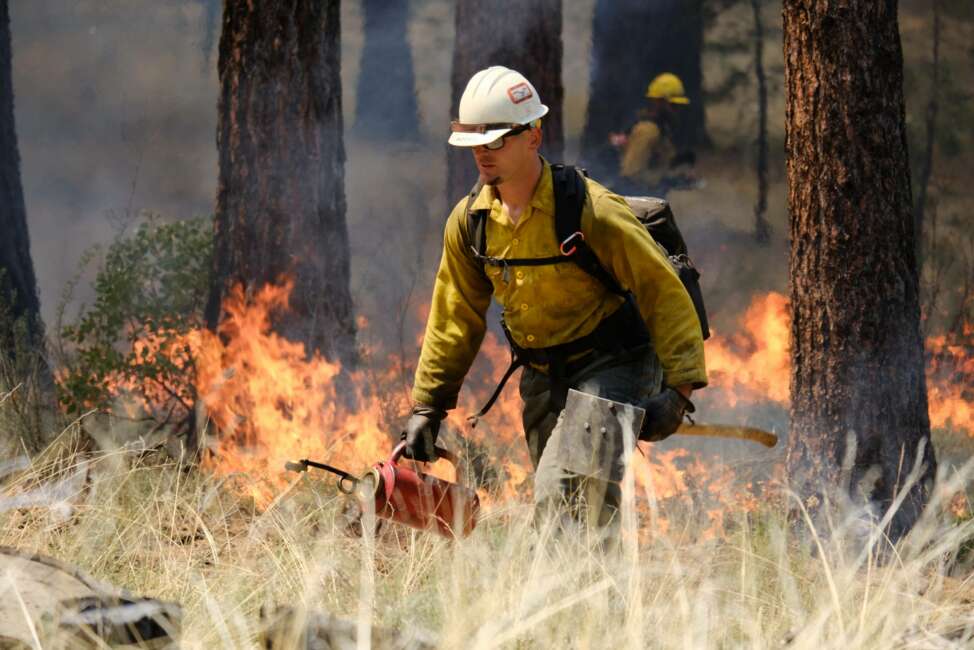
[450,121,533,150]
[482,123,532,150]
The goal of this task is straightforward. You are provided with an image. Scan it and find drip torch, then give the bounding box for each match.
[285,442,480,539]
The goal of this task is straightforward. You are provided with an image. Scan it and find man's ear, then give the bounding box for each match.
[528,126,543,151]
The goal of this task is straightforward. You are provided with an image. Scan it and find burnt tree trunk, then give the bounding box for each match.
[580,0,706,180]
[784,0,934,539]
[0,0,46,369]
[447,0,563,203]
[354,0,420,143]
[206,0,357,365]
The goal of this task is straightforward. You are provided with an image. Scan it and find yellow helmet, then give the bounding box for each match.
[645,73,690,104]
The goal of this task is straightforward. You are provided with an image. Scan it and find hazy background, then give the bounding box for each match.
[9,1,969,346]
[10,0,605,329]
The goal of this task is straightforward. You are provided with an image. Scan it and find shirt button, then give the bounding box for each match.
[516,271,525,280]
[526,334,536,343]
[520,303,529,311]
[512,238,519,245]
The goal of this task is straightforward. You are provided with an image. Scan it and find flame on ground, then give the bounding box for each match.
[191,281,410,505]
[702,291,974,438]
[189,281,759,517]
[704,292,791,407]
[82,284,973,525]
[926,324,974,435]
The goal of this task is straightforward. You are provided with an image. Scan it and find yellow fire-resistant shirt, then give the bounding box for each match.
[619,120,676,187]
[412,161,707,410]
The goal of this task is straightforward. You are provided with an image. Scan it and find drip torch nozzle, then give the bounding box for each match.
[284,460,309,473]
[284,458,360,494]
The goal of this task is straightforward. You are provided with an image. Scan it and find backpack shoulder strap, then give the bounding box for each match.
[551,164,626,296]
[460,180,488,255]
[459,180,492,281]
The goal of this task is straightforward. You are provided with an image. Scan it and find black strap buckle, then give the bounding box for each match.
[560,231,585,256]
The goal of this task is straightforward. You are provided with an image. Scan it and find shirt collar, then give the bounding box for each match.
[468,157,554,218]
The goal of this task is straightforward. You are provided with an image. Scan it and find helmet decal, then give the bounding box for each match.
[507,82,533,104]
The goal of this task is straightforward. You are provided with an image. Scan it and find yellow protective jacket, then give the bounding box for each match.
[412,161,707,410]
[619,120,675,186]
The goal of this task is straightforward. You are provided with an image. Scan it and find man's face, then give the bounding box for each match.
[471,125,542,186]
[646,98,679,122]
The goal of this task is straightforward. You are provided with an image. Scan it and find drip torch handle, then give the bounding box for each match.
[390,441,459,466]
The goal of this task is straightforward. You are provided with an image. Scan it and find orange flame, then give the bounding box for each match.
[926,324,974,435]
[703,291,974,436]
[704,292,791,406]
[86,283,973,521]
[190,281,408,503]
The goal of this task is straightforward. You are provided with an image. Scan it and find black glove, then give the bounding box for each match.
[639,388,695,442]
[401,405,447,462]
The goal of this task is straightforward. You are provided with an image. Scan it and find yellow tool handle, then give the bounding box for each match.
[676,424,778,448]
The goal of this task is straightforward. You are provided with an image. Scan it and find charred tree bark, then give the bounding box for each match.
[206,0,357,365]
[0,0,46,370]
[354,0,420,143]
[580,0,706,179]
[447,0,563,203]
[784,0,934,539]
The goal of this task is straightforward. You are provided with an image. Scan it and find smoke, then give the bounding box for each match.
[0,457,87,521]
[10,2,218,327]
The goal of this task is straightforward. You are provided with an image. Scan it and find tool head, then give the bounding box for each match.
[554,389,646,483]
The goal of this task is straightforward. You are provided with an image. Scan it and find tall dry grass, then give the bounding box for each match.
[2,400,974,649]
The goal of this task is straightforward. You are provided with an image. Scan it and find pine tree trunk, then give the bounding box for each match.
[0,0,46,366]
[206,0,357,365]
[784,0,934,539]
[447,0,563,204]
[354,0,420,143]
[580,0,706,179]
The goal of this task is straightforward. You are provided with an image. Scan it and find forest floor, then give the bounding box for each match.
[2,422,973,648]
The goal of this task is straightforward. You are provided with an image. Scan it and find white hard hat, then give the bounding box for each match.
[449,66,549,147]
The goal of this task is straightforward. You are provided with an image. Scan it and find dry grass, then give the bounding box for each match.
[3,411,974,649]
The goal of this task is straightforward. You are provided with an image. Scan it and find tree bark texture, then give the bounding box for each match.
[354,0,420,142]
[207,0,357,365]
[580,0,706,180]
[783,0,934,538]
[0,0,45,360]
[447,0,563,204]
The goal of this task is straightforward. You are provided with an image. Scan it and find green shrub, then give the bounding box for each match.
[56,214,213,438]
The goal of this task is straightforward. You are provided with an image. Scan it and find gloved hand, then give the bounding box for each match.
[639,387,695,442]
[401,404,447,462]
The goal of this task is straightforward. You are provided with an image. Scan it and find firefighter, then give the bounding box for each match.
[609,72,697,196]
[403,66,707,531]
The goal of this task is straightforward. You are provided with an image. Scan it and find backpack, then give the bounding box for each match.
[462,163,710,340]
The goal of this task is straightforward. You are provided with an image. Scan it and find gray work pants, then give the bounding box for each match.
[519,345,663,530]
